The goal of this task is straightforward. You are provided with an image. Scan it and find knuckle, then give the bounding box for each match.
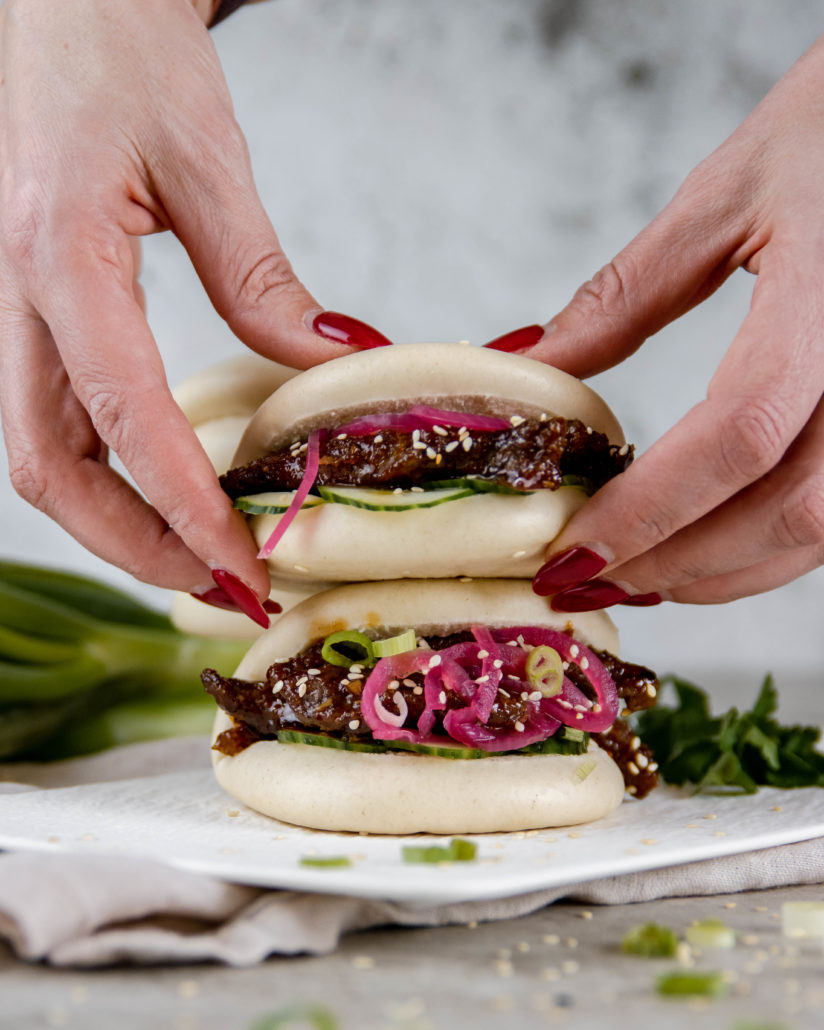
[573,256,635,325]
[774,480,824,550]
[8,448,50,510]
[234,248,298,314]
[162,480,222,544]
[715,397,791,484]
[75,379,130,451]
[0,178,44,270]
[647,546,707,589]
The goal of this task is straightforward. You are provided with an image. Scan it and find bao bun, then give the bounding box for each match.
[233,343,625,583]
[212,579,626,834]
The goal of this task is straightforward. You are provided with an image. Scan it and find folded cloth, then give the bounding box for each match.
[2,737,824,968]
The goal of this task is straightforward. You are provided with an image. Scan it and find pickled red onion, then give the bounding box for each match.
[257,430,322,559]
[335,406,509,436]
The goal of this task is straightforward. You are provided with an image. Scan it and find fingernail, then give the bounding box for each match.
[482,324,545,352]
[532,547,608,596]
[211,568,270,629]
[263,598,283,614]
[620,591,663,607]
[312,311,393,350]
[190,586,242,614]
[550,579,629,613]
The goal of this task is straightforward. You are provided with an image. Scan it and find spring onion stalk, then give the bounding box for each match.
[655,970,726,998]
[402,838,477,864]
[371,628,417,658]
[250,1006,340,1030]
[781,901,824,939]
[299,856,352,869]
[525,645,564,697]
[0,561,247,761]
[320,630,375,668]
[620,923,680,957]
[685,919,736,950]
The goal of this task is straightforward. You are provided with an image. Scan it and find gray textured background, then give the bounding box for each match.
[2,0,822,684]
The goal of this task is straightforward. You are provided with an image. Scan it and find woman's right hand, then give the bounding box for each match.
[0,0,356,618]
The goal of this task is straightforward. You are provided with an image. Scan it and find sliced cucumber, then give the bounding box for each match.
[233,491,326,515]
[522,733,590,756]
[426,478,530,496]
[389,740,491,760]
[276,729,386,754]
[316,485,474,511]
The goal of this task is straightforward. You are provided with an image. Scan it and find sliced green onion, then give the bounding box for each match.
[781,901,824,939]
[620,922,679,957]
[525,645,564,697]
[685,918,736,950]
[250,1005,340,1030]
[320,631,374,668]
[372,628,417,658]
[402,838,477,864]
[655,971,726,997]
[299,855,352,869]
[563,727,585,743]
[575,757,597,782]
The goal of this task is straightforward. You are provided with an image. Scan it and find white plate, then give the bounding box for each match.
[0,770,823,906]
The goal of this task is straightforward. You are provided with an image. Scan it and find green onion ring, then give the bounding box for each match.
[320,630,374,668]
[372,628,417,658]
[525,644,564,697]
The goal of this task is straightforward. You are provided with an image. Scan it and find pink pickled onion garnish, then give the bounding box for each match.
[492,627,619,733]
[362,650,450,744]
[257,430,322,560]
[335,406,509,437]
[469,624,503,723]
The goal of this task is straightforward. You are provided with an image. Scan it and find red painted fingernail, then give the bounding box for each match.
[620,592,663,607]
[263,598,283,614]
[190,587,242,614]
[482,324,545,352]
[550,579,629,613]
[211,569,270,629]
[532,547,608,596]
[312,311,393,349]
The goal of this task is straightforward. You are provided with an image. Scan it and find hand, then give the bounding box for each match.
[509,36,824,609]
[0,0,365,617]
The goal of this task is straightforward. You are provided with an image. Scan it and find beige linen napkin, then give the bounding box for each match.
[1,737,823,968]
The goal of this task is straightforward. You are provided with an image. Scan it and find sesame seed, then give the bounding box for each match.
[636,753,648,768]
[580,656,589,670]
[444,440,460,453]
[307,668,320,676]
[618,444,630,456]
[477,675,490,683]
[433,425,448,436]
[521,691,529,700]
[402,678,416,687]
[627,761,639,776]
[514,721,526,732]
[428,654,442,667]
[586,426,593,435]
[646,684,657,697]
[296,675,308,685]
[437,691,446,705]
[426,447,437,459]
[336,433,348,440]
[631,736,640,749]
[539,413,549,421]
[410,486,424,493]
[294,564,309,573]
[591,703,602,713]
[389,680,399,689]
[350,664,363,673]
[461,436,473,451]
[393,487,404,494]
[458,576,473,583]
[509,415,526,427]
[512,550,527,559]
[477,650,489,659]
[575,712,583,720]
[413,686,423,695]
[573,704,588,712]
[498,688,511,698]
[412,440,427,450]
[458,426,468,437]
[374,434,383,443]
[648,762,658,772]
[274,680,284,693]
[298,684,307,698]
[569,644,579,658]
[529,691,542,701]
[340,678,350,687]
[299,443,308,453]
[543,934,560,945]
[493,659,503,669]
[349,719,360,730]
[412,429,421,441]
[627,785,637,795]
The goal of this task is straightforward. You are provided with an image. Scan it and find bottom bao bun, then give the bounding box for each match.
[204,580,660,834]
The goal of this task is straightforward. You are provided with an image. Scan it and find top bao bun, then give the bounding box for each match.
[211,579,626,834]
[231,343,627,583]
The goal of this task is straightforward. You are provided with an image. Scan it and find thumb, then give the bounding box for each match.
[157,125,343,370]
[527,163,747,378]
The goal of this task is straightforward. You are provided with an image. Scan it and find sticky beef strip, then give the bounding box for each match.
[203,634,660,795]
[219,417,632,498]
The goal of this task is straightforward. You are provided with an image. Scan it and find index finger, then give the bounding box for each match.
[27,228,270,598]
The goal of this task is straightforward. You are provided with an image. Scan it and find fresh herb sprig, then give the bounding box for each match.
[635,674,824,794]
[0,561,247,761]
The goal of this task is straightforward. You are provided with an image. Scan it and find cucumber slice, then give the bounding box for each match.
[425,478,531,496]
[316,485,475,511]
[277,729,387,754]
[389,740,491,760]
[234,492,326,515]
